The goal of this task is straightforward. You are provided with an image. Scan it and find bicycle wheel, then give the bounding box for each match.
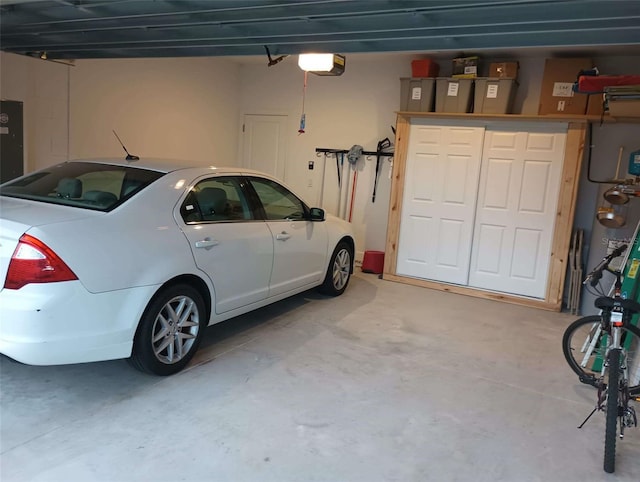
[604,348,620,473]
[562,316,640,395]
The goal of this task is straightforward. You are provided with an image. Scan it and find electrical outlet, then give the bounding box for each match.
[307,179,313,188]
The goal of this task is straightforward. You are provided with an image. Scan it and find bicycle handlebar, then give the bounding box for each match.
[583,244,627,287]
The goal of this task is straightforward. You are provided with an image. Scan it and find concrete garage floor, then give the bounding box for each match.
[1,272,639,481]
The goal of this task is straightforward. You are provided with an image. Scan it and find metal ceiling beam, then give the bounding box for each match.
[3,2,636,43]
[23,26,639,60]
[1,0,639,59]
[1,0,612,36]
[7,17,640,54]
[1,0,563,28]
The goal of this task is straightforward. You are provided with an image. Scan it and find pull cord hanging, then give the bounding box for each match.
[298,71,307,134]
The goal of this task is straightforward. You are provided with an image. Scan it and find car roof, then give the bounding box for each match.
[68,158,268,177]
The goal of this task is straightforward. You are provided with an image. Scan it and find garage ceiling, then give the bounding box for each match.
[1,0,639,61]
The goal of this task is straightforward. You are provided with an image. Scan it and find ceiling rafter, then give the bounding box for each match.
[1,0,639,60]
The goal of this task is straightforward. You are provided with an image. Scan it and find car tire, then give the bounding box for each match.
[318,241,352,296]
[128,284,206,376]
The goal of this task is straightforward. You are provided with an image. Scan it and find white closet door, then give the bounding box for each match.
[397,122,485,284]
[468,124,566,298]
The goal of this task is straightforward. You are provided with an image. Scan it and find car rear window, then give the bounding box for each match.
[0,162,164,211]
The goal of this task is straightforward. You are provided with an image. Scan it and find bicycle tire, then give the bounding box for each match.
[604,348,620,473]
[562,316,640,395]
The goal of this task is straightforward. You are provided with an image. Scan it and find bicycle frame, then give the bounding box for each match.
[566,244,639,473]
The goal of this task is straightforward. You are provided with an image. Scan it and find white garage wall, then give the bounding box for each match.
[237,53,414,260]
[234,54,565,260]
[0,52,70,172]
[68,57,241,165]
[3,50,640,274]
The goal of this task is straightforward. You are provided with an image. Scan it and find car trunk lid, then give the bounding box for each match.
[0,197,101,290]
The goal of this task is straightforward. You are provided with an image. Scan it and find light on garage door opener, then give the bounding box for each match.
[297,54,346,76]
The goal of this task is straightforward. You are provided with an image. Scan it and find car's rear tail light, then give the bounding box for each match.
[4,234,78,290]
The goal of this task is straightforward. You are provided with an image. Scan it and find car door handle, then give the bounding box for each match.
[195,238,219,249]
[276,232,291,241]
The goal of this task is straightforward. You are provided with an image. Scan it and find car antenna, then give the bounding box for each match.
[112,130,140,161]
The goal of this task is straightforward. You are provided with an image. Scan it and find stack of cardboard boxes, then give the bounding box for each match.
[474,61,519,114]
[537,58,640,117]
[537,58,593,115]
[399,56,639,117]
[400,56,520,114]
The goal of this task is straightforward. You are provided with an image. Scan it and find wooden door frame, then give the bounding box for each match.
[383,113,587,311]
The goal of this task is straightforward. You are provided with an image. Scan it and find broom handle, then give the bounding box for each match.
[615,146,624,179]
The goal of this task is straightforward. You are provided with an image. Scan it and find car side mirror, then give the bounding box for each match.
[309,207,325,221]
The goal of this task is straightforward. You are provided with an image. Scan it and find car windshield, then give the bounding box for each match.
[0,162,164,211]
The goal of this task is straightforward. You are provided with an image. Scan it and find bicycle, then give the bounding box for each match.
[562,244,640,473]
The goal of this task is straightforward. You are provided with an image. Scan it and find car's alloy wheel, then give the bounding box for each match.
[151,294,200,364]
[129,284,206,375]
[319,241,352,296]
[332,248,351,291]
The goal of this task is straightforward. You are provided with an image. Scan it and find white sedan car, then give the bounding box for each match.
[0,158,355,375]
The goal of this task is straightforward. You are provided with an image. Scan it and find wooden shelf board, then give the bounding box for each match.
[397,112,640,123]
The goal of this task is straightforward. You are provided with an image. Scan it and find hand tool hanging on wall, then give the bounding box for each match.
[372,137,392,203]
[347,145,363,222]
[337,152,346,219]
[315,145,393,218]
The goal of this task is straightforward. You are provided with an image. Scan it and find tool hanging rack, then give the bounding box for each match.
[315,148,394,159]
[315,146,394,221]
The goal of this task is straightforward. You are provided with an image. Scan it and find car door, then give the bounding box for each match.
[178,175,274,314]
[246,176,328,297]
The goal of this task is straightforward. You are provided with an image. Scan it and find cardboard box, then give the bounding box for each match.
[474,78,518,114]
[435,78,474,113]
[489,62,519,79]
[411,59,439,78]
[452,56,478,78]
[538,58,593,115]
[586,94,606,116]
[400,78,436,112]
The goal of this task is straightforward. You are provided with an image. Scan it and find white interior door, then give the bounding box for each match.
[397,121,485,284]
[242,114,287,180]
[468,124,566,298]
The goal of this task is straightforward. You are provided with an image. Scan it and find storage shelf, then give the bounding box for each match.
[386,116,588,312]
[396,112,640,123]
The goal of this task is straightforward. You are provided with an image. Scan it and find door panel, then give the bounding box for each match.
[266,220,328,296]
[474,224,505,274]
[183,223,274,313]
[511,228,541,279]
[179,176,273,314]
[397,122,485,284]
[438,219,465,267]
[242,114,287,180]
[468,126,566,298]
[247,176,328,297]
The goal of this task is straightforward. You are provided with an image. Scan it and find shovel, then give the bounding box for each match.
[372,137,392,202]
